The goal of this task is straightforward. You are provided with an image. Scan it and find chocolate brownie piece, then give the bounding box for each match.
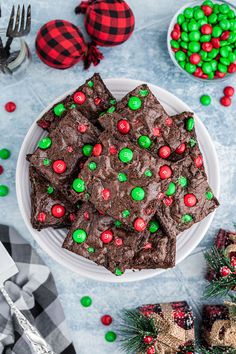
[28,109,100,190]
[29,167,76,230]
[37,73,115,131]
[62,203,176,275]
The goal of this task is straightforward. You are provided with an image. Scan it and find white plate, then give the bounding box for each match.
[16,78,220,283]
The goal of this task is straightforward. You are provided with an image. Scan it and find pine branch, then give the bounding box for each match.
[197,347,236,354]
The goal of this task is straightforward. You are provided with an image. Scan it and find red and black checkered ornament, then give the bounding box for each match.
[35,20,103,69]
[75,0,135,47]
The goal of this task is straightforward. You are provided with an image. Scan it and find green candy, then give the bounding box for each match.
[73,229,87,244]
[220,57,230,66]
[117,172,127,182]
[144,169,152,177]
[189,31,201,41]
[80,296,92,307]
[87,247,95,253]
[219,19,230,30]
[205,191,214,200]
[200,94,211,106]
[228,33,236,44]
[110,99,116,105]
[212,26,222,38]
[115,268,123,276]
[229,52,236,63]
[72,178,85,193]
[200,34,211,43]
[87,80,94,87]
[177,14,185,25]
[202,62,213,74]
[138,135,151,149]
[188,20,199,31]
[220,47,229,58]
[122,209,130,218]
[186,117,195,131]
[70,104,77,109]
[184,7,194,19]
[175,50,186,62]
[198,18,208,27]
[228,9,235,20]
[105,331,117,342]
[208,72,214,80]
[171,39,180,48]
[166,182,176,196]
[88,161,97,171]
[218,63,227,73]
[202,0,213,6]
[188,41,201,53]
[185,63,196,74]
[179,61,186,70]
[119,148,133,163]
[210,60,218,71]
[43,158,51,166]
[182,214,193,223]
[149,220,160,233]
[0,148,11,160]
[47,186,54,194]
[200,50,208,61]
[107,106,116,113]
[218,14,228,21]
[213,4,219,13]
[230,20,236,31]
[38,137,52,150]
[208,13,218,24]
[219,4,230,14]
[139,89,149,97]
[131,187,145,201]
[53,103,66,117]
[0,185,9,197]
[82,144,93,157]
[182,21,189,32]
[128,96,142,110]
[181,32,189,42]
[178,176,188,187]
[208,49,219,59]
[180,41,188,50]
[194,9,205,20]
[115,220,122,228]
[189,138,196,147]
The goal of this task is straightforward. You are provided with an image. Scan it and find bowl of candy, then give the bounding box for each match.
[167,0,236,82]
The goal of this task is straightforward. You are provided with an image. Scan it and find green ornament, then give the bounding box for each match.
[200,94,211,106]
[128,96,142,111]
[138,135,152,149]
[82,144,93,157]
[0,148,11,160]
[72,178,85,193]
[205,191,214,200]
[186,117,195,131]
[88,161,97,171]
[178,176,188,187]
[184,7,194,19]
[43,158,51,166]
[107,106,116,113]
[212,26,222,38]
[0,185,9,197]
[117,172,127,182]
[177,14,185,25]
[131,187,145,201]
[80,296,92,307]
[115,220,122,228]
[119,148,133,163]
[73,229,87,244]
[139,89,149,97]
[53,103,66,117]
[189,31,201,42]
[87,247,95,253]
[115,268,123,276]
[175,51,186,62]
[149,220,160,233]
[110,99,117,105]
[166,182,176,196]
[70,104,77,109]
[47,186,54,194]
[182,214,193,223]
[144,169,152,177]
[188,138,196,147]
[38,137,52,150]
[185,63,196,74]
[122,209,130,218]
[194,8,205,20]
[87,80,94,87]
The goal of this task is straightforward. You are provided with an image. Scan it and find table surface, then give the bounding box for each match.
[0,0,236,353]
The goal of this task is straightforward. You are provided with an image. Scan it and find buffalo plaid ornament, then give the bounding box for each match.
[35,20,103,69]
[75,0,135,47]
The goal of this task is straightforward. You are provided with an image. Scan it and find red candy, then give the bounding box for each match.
[78,124,88,133]
[134,217,146,232]
[220,266,231,277]
[194,67,203,78]
[114,237,123,246]
[228,63,236,73]
[94,97,101,105]
[0,165,3,175]
[190,53,201,65]
[202,42,213,52]
[143,242,152,250]
[100,230,113,244]
[67,146,73,153]
[201,24,212,35]
[69,213,76,222]
[52,160,67,174]
[101,315,113,326]
[216,71,226,78]
[201,5,213,16]
[194,155,203,168]
[5,101,16,112]
[109,146,117,154]
[165,117,173,126]
[175,143,186,154]
[174,23,180,32]
[83,211,90,220]
[143,336,153,344]
[51,204,65,218]
[153,127,161,137]
[171,30,181,41]
[117,119,130,134]
[102,188,111,200]
[184,194,197,207]
[211,37,220,49]
[158,145,171,159]
[93,143,103,156]
[159,165,172,179]
[73,91,86,104]
[37,212,46,222]
[163,197,173,206]
[220,96,231,107]
[147,346,155,354]
[224,86,235,97]
[220,31,230,41]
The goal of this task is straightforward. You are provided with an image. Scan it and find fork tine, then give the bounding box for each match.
[25,5,31,34]
[6,5,15,36]
[14,5,21,33]
[19,5,25,33]
[0,5,2,18]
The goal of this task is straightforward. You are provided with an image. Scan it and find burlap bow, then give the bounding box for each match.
[225,242,236,291]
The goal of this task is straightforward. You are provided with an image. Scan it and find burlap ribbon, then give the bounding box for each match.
[225,243,236,291]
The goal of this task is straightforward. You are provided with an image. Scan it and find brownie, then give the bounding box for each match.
[62,203,176,275]
[28,109,100,190]
[37,73,115,131]
[29,167,76,230]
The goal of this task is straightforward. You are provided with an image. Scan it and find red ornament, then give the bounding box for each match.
[100,230,113,243]
[211,37,220,49]
[83,211,90,220]
[201,5,213,16]
[93,143,103,156]
[5,101,16,112]
[102,188,111,200]
[52,160,67,174]
[78,124,88,133]
[220,31,230,41]
[153,127,161,137]
[220,266,231,277]
[184,194,197,207]
[231,256,236,268]
[201,24,212,35]
[202,42,213,52]
[159,165,172,179]
[109,146,117,154]
[228,63,236,74]
[0,165,4,175]
[165,117,173,126]
[171,30,180,41]
[74,91,86,104]
[190,53,201,65]
[69,213,76,222]
[51,204,65,218]
[134,218,146,232]
[158,145,171,159]
[175,143,186,155]
[143,336,153,344]
[220,96,231,107]
[114,237,123,246]
[101,314,113,326]
[194,155,203,168]
[224,86,235,97]
[37,212,46,222]
[163,197,173,206]
[117,119,130,134]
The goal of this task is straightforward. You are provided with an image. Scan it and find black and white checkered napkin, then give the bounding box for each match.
[0,225,76,354]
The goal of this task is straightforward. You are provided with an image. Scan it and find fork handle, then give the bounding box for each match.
[0,286,56,354]
[5,37,13,56]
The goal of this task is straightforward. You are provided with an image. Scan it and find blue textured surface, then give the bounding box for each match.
[0,0,236,353]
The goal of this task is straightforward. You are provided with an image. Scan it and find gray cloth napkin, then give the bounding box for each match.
[0,225,76,354]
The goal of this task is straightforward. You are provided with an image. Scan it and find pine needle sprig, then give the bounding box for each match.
[197,346,236,354]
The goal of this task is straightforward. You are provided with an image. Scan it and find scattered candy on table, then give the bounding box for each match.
[220,95,231,106]
[101,315,113,326]
[0,165,4,175]
[5,101,16,112]
[0,148,11,160]
[80,295,92,307]
[200,94,211,105]
[0,185,9,197]
[223,85,235,96]
[104,331,117,343]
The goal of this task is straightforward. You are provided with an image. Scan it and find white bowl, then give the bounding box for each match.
[16,78,220,283]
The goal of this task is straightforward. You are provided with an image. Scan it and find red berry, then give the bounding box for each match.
[117,119,130,134]
[175,143,186,154]
[159,165,172,179]
[147,346,155,354]
[0,165,3,175]
[220,266,231,277]
[73,91,86,104]
[94,97,101,105]
[224,86,235,97]
[202,42,213,52]
[93,143,103,156]
[220,30,230,41]
[114,237,123,246]
[109,146,117,154]
[194,155,203,168]
[201,24,212,35]
[52,160,67,174]
[134,218,146,232]
[165,117,173,126]
[163,197,173,206]
[143,336,153,344]
[171,30,181,41]
[190,53,201,65]
[143,242,152,250]
[174,23,180,31]
[83,211,90,220]
[78,124,87,133]
[158,145,171,159]
[102,188,111,200]
[184,193,197,207]
[100,230,113,244]
[231,256,236,268]
[228,63,236,73]
[5,101,16,112]
[153,127,161,136]
[201,5,213,16]
[101,315,113,326]
[51,204,65,218]
[37,212,46,222]
[220,96,231,107]
[216,71,226,78]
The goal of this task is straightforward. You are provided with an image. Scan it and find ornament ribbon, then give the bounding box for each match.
[75,1,94,14]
